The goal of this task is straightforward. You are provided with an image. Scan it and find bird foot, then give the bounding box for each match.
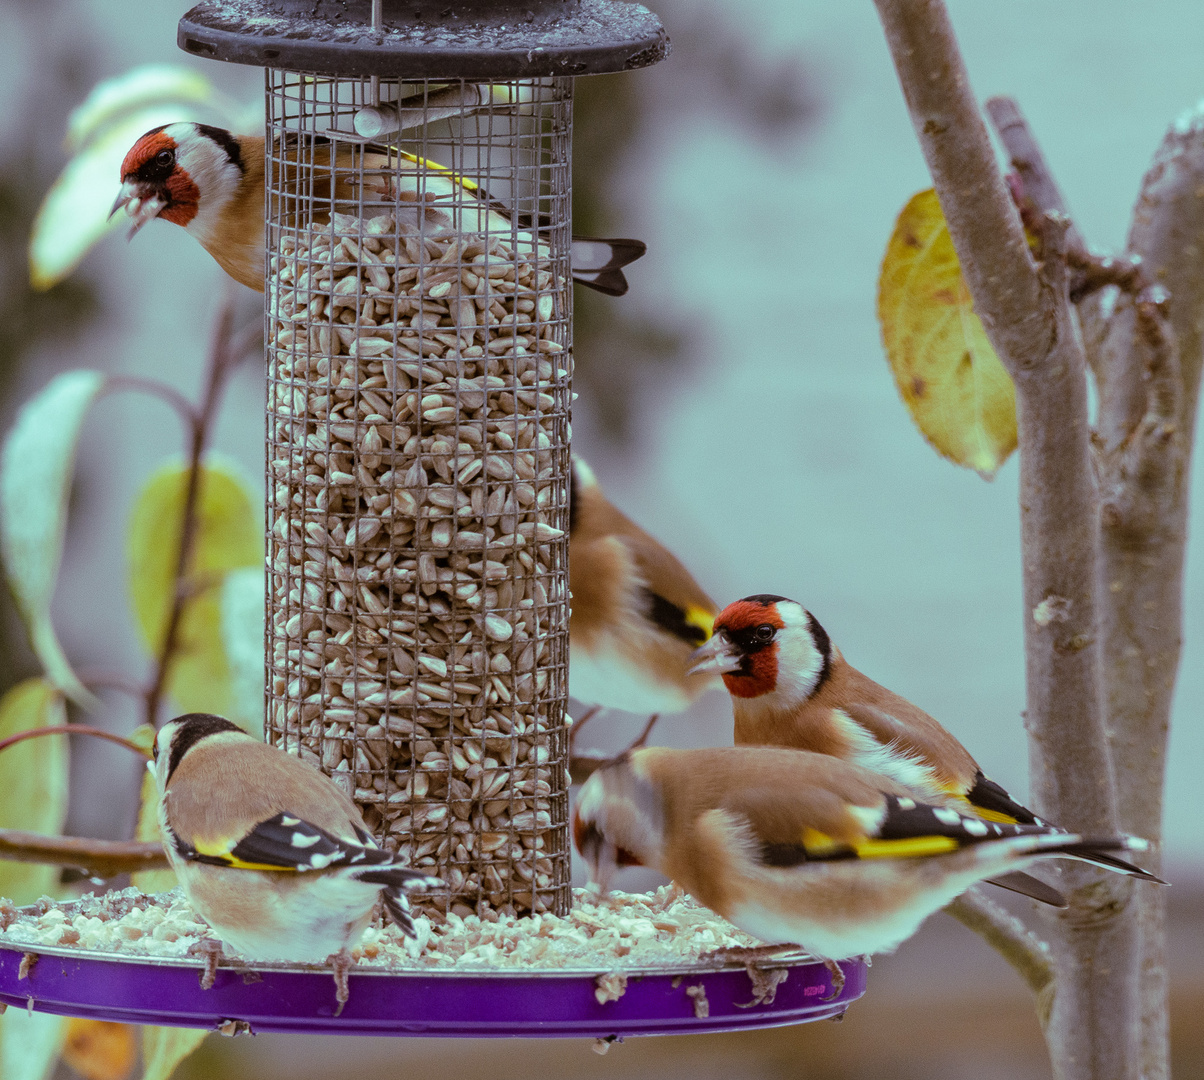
[327,948,355,1016]
[820,959,845,1002]
[188,938,225,990]
[700,943,797,968]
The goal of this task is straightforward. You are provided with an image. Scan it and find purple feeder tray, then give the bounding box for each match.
[0,940,866,1037]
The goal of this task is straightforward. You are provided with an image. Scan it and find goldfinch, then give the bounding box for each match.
[687,595,1161,887]
[573,746,1158,967]
[153,713,442,971]
[112,122,646,295]
[569,455,720,715]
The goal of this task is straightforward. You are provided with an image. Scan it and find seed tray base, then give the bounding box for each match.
[0,941,867,1037]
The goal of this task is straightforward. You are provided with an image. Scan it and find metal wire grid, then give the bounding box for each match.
[264,71,573,917]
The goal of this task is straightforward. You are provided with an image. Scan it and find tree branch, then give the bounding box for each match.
[1091,106,1204,1080]
[872,5,1136,1078]
[0,830,167,879]
[142,291,258,729]
[945,889,1054,1019]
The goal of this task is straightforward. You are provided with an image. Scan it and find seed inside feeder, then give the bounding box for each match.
[267,194,572,917]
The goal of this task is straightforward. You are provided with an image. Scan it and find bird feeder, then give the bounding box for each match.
[0,2,876,1038]
[176,0,668,920]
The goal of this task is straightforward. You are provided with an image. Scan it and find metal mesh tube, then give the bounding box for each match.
[264,72,572,917]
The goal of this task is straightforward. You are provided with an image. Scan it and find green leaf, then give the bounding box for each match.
[0,1010,67,1080]
[0,679,69,905]
[220,567,265,740]
[65,65,219,154]
[0,372,105,708]
[127,457,262,719]
[877,188,1018,478]
[140,1026,208,1080]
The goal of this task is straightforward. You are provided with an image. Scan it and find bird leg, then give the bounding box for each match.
[699,943,798,967]
[188,938,225,990]
[327,948,355,1016]
[820,959,846,1002]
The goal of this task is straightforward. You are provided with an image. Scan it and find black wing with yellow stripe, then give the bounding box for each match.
[758,795,1060,868]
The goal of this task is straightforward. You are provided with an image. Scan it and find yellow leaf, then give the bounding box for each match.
[127,458,261,719]
[128,724,175,895]
[0,679,68,904]
[62,1019,136,1080]
[877,188,1018,478]
[140,1026,208,1080]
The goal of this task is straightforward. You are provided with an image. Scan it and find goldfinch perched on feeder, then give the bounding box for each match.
[111,122,646,295]
[687,595,1162,885]
[574,746,1159,970]
[569,455,720,715]
[153,713,441,988]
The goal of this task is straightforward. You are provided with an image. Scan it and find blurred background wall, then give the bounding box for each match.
[0,0,1201,1077]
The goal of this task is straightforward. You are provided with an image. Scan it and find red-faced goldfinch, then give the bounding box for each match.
[111,122,646,295]
[153,713,441,975]
[687,595,1163,887]
[569,455,720,715]
[573,746,1158,967]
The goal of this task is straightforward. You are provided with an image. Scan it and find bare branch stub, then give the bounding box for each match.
[945,889,1054,1011]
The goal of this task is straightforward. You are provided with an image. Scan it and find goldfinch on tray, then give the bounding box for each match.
[153,713,441,974]
[111,122,646,295]
[573,746,1161,969]
[569,455,720,715]
[687,595,1163,891]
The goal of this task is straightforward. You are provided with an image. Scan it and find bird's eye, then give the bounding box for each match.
[754,624,775,643]
[156,149,174,168]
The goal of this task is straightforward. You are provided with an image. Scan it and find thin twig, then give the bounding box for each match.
[945,890,1055,1023]
[0,829,167,877]
[986,96,1148,304]
[104,376,198,428]
[142,291,259,729]
[0,724,150,758]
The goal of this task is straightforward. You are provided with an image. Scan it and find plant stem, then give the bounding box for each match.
[0,724,150,758]
[141,291,257,730]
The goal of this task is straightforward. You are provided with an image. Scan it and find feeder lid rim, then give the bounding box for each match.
[178,0,669,78]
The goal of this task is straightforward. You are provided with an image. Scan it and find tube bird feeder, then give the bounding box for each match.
[177,0,668,918]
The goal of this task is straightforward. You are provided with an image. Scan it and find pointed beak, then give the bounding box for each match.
[585,840,622,897]
[110,181,165,238]
[687,633,744,677]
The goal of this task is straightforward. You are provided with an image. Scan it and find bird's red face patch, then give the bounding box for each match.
[120,130,175,181]
[713,598,785,699]
[119,129,199,228]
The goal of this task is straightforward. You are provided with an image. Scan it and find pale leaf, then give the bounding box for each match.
[127,457,262,719]
[140,1026,208,1080]
[220,567,265,740]
[877,188,1018,478]
[0,680,69,905]
[30,107,203,291]
[66,65,219,153]
[62,1019,137,1080]
[0,1009,66,1080]
[0,371,105,707]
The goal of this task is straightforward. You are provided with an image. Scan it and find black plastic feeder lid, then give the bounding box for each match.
[178,0,669,78]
